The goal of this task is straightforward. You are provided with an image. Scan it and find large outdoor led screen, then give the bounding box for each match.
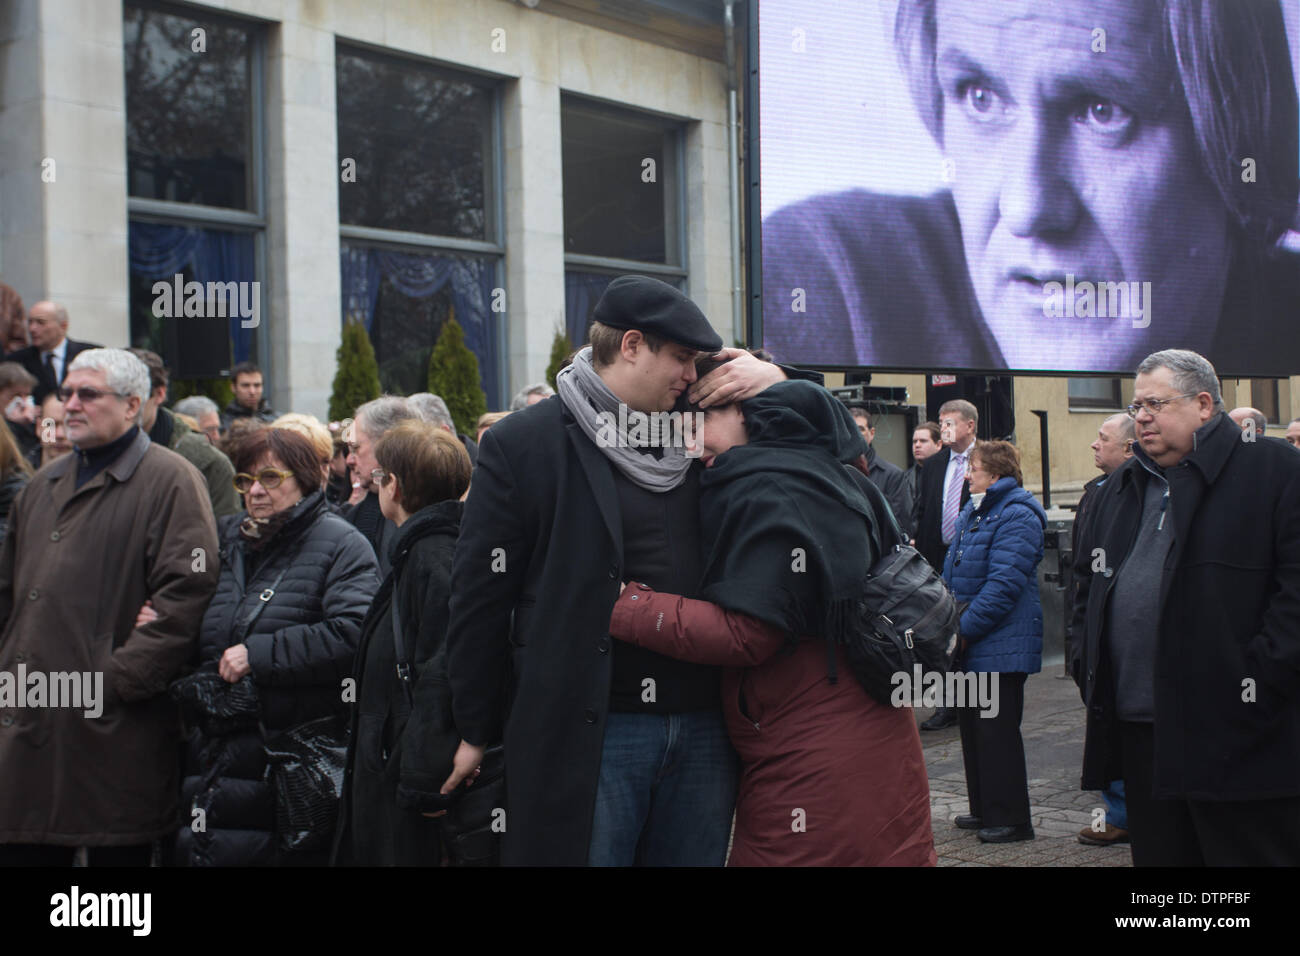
[756,0,1300,375]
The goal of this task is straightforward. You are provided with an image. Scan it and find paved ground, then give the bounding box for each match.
[917,660,1133,867]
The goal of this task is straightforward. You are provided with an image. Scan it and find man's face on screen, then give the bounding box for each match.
[934,0,1230,370]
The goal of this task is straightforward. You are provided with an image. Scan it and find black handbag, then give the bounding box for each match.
[393,577,504,867]
[263,713,349,854]
[439,742,506,867]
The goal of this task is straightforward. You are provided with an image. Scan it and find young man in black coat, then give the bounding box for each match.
[442,276,821,866]
[1072,349,1300,866]
[913,399,975,731]
[848,405,913,538]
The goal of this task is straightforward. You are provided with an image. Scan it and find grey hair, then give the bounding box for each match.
[354,395,419,440]
[407,392,455,431]
[1136,349,1224,411]
[68,348,151,423]
[938,398,978,424]
[510,382,555,411]
[1102,412,1137,444]
[174,395,219,419]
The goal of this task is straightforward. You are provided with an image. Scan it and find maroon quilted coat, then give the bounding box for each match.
[611,583,935,867]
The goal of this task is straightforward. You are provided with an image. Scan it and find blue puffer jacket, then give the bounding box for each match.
[941,476,1047,674]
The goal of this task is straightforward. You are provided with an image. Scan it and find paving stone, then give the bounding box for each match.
[923,670,1132,868]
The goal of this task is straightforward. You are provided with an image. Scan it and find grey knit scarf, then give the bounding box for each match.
[555,347,694,493]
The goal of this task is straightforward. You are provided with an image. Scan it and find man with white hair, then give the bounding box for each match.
[0,348,219,864]
[345,395,419,575]
[407,392,478,466]
[509,382,554,411]
[1072,349,1300,866]
[174,395,222,445]
[1228,406,1269,438]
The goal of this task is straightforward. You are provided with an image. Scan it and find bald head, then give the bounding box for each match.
[1228,407,1267,436]
[1091,413,1135,475]
[27,301,69,352]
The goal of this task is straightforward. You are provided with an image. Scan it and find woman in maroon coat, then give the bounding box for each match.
[609,380,935,866]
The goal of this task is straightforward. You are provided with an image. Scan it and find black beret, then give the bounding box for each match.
[591,276,724,353]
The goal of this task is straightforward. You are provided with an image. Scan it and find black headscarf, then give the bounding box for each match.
[697,380,879,647]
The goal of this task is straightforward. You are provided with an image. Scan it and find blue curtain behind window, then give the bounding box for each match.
[564,271,617,347]
[128,222,257,363]
[339,243,499,407]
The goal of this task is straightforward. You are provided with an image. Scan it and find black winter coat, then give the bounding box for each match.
[864,443,913,537]
[174,491,379,866]
[447,367,823,866]
[334,500,463,866]
[1071,414,1300,799]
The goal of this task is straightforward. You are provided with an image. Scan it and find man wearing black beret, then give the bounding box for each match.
[442,275,824,865]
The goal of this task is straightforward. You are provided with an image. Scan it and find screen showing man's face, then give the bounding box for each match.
[937,0,1230,371]
[756,0,1297,376]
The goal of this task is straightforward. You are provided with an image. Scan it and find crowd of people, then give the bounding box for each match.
[0,275,1296,868]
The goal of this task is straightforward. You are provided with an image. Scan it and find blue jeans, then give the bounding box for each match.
[1102,780,1128,830]
[587,710,738,866]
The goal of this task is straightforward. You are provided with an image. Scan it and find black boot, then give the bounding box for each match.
[921,706,958,731]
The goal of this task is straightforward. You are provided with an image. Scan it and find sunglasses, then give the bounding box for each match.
[233,468,295,493]
[57,386,129,404]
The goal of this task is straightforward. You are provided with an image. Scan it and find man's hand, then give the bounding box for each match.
[439,739,486,800]
[134,599,158,629]
[689,348,787,408]
[218,644,251,683]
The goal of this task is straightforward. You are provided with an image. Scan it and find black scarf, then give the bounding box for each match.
[698,380,877,647]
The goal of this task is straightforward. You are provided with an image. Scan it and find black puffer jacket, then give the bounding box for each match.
[333,500,463,866]
[174,490,379,866]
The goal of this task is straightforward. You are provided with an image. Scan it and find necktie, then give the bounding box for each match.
[43,352,57,389]
[941,452,966,543]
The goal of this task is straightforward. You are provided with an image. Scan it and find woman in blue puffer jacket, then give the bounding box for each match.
[941,440,1046,846]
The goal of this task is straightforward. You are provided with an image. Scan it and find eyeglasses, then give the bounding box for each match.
[56,386,128,404]
[1126,392,1199,419]
[233,468,295,493]
[370,468,390,486]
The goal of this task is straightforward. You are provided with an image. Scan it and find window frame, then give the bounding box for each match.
[1067,376,1123,412]
[124,0,268,372]
[335,42,507,408]
[560,93,689,287]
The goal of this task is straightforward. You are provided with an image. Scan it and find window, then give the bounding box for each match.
[337,46,503,406]
[1068,377,1122,411]
[561,97,686,344]
[124,2,264,381]
[337,48,496,240]
[125,5,254,209]
[1251,379,1280,424]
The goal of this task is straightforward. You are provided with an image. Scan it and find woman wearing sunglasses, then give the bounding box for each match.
[173,427,379,866]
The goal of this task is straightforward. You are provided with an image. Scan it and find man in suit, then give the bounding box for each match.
[914,398,977,731]
[6,301,100,405]
[849,405,913,538]
[440,276,821,865]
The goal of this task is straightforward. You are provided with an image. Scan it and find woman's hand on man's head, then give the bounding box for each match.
[689,348,787,408]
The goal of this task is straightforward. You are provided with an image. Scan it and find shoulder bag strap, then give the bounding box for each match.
[390,562,414,705]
